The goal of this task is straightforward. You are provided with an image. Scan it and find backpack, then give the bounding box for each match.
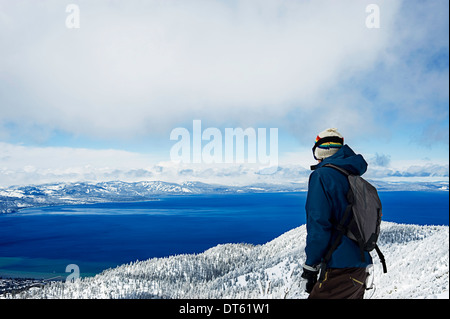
[318,163,387,282]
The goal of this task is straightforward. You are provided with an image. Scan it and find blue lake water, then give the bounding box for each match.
[0,191,448,279]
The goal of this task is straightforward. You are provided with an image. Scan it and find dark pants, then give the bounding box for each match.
[308,267,368,299]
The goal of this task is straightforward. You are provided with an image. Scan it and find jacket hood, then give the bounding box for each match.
[313,144,368,176]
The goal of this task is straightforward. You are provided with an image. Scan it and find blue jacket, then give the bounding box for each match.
[305,144,373,269]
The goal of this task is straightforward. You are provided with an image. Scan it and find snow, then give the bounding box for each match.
[0,190,25,198]
[2,221,448,299]
[1,179,448,214]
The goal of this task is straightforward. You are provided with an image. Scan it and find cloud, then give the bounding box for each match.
[0,142,156,187]
[370,153,391,167]
[1,0,412,142]
[365,163,449,181]
[402,164,449,178]
[0,142,447,188]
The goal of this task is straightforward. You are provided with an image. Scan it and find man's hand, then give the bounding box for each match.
[301,265,319,293]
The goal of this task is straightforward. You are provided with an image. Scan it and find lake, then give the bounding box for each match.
[0,191,448,279]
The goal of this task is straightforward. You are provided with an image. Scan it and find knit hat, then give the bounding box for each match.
[312,128,344,160]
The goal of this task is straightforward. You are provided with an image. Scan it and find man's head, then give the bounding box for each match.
[312,128,344,161]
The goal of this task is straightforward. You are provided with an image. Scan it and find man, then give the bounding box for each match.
[301,128,372,299]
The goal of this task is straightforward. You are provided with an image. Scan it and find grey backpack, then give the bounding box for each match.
[318,163,387,281]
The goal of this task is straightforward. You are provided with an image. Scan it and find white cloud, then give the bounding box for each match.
[0,142,447,188]
[1,0,448,186]
[0,0,406,140]
[0,142,157,187]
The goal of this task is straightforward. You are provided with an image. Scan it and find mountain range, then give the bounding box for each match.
[1,179,448,214]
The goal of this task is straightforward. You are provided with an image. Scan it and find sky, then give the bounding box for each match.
[0,0,448,187]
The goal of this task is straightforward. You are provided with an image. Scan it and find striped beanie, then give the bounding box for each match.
[312,128,344,160]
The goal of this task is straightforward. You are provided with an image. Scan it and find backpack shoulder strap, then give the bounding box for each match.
[375,244,388,273]
[322,163,351,176]
[318,201,354,282]
[318,163,356,282]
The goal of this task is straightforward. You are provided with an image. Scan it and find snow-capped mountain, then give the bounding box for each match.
[2,222,448,299]
[1,179,447,214]
[0,180,309,214]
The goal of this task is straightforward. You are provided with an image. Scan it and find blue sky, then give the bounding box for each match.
[0,0,448,187]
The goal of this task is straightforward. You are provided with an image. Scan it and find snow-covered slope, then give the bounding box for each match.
[4,222,448,299]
